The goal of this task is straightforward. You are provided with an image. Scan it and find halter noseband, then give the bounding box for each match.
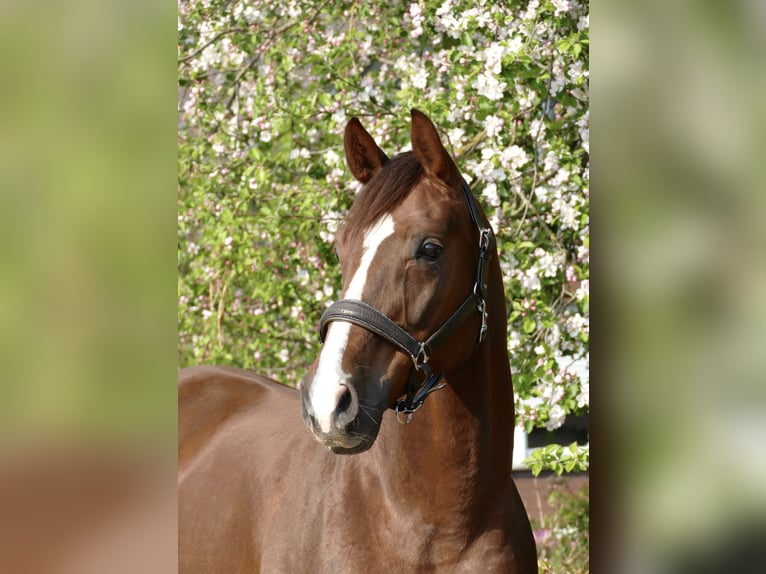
[318,181,495,424]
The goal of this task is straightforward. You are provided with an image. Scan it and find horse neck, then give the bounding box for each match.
[371,257,514,526]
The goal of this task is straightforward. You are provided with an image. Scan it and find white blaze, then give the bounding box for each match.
[309,214,395,432]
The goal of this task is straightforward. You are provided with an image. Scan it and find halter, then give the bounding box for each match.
[318,181,495,424]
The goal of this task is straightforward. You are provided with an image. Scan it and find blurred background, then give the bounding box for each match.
[0,0,764,572]
[0,0,176,571]
[597,0,766,571]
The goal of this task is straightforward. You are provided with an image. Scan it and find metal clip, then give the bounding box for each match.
[477,299,488,342]
[479,228,491,251]
[396,410,414,424]
[395,400,422,424]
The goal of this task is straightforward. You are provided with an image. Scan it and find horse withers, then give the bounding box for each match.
[179,109,537,573]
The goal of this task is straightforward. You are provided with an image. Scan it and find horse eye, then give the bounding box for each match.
[420,241,444,261]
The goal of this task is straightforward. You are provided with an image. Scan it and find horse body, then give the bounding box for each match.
[179,366,533,572]
[179,110,537,573]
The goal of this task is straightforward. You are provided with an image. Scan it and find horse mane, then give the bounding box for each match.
[343,152,423,241]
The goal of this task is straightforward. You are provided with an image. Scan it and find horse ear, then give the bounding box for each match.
[410,109,460,187]
[344,118,389,184]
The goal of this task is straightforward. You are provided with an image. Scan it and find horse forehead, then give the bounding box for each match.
[340,183,459,270]
[363,214,396,248]
[340,214,397,280]
[394,185,462,234]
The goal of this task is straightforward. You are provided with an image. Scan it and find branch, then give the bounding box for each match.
[455,130,487,158]
[230,0,333,89]
[178,27,250,65]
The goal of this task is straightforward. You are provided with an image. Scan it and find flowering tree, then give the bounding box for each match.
[178,0,589,473]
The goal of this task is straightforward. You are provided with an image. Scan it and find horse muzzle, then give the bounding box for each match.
[300,380,383,454]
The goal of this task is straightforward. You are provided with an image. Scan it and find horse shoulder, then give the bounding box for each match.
[178,366,310,573]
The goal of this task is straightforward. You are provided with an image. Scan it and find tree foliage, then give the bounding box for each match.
[178,0,589,472]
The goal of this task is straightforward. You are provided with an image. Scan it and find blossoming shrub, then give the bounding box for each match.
[178,0,589,472]
[536,479,590,574]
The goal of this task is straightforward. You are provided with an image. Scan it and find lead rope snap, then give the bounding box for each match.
[395,404,415,425]
[395,359,432,424]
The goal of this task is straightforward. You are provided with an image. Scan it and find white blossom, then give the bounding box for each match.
[434,0,463,38]
[543,151,559,172]
[324,149,340,167]
[530,117,546,139]
[577,243,590,264]
[522,0,540,20]
[565,313,588,339]
[296,268,310,285]
[484,114,504,138]
[474,72,507,101]
[331,108,347,125]
[550,72,566,96]
[499,145,529,171]
[447,127,465,146]
[534,185,550,201]
[552,195,581,230]
[483,182,501,208]
[578,111,590,153]
[406,3,425,38]
[507,35,524,56]
[551,0,571,16]
[546,404,566,431]
[507,329,521,352]
[576,280,589,301]
[411,66,428,89]
[577,380,589,409]
[482,43,506,75]
[319,210,343,244]
[535,248,563,277]
[290,148,310,160]
[520,266,541,292]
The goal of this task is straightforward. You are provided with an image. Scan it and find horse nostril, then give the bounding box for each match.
[346,417,360,432]
[337,385,352,413]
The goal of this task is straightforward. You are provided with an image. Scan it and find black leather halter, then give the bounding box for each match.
[318,181,495,424]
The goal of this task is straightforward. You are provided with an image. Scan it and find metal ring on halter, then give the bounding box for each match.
[412,344,430,372]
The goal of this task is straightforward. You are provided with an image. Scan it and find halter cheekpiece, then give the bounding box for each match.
[318,181,495,424]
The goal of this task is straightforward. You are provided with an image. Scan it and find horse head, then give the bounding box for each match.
[300,110,492,454]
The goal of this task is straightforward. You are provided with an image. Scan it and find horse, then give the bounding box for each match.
[179,109,538,573]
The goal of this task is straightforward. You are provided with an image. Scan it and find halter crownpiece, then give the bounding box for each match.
[318,181,494,423]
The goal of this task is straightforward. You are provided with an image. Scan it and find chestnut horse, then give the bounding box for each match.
[179,110,537,573]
